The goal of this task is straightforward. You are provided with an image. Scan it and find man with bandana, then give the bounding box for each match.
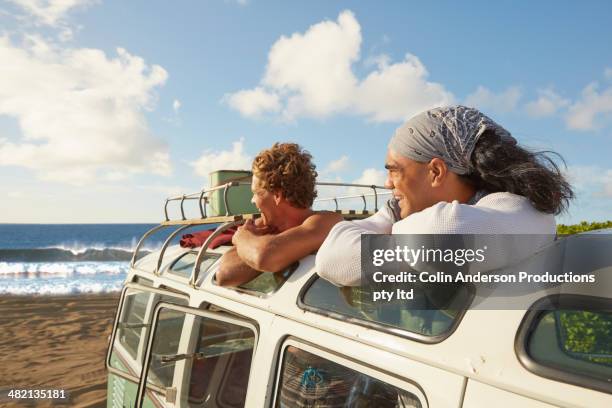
[316,105,573,286]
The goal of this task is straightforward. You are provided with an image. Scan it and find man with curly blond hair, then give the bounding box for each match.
[216,143,342,286]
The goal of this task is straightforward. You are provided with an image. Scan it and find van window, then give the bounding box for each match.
[108,285,188,381]
[118,289,151,360]
[146,307,187,388]
[527,310,612,384]
[169,251,220,279]
[186,316,255,406]
[215,261,298,295]
[140,304,257,407]
[275,346,422,407]
[300,277,471,341]
[517,295,612,394]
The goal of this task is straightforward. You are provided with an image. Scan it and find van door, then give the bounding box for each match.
[106,283,188,408]
[135,302,258,408]
[264,316,468,407]
[462,380,560,408]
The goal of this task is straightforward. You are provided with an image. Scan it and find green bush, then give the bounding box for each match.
[558,310,612,365]
[557,220,612,235]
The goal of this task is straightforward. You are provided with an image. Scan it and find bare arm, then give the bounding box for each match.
[316,204,394,286]
[233,212,343,273]
[216,247,262,287]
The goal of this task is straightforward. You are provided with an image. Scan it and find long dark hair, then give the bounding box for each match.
[463,131,574,215]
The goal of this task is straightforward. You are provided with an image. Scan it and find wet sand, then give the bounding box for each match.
[0,294,120,407]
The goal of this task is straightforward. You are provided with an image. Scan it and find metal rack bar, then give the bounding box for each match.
[154,224,194,275]
[163,181,252,222]
[190,220,243,287]
[179,195,187,220]
[372,186,379,211]
[223,183,231,216]
[316,182,387,189]
[198,191,207,218]
[160,213,259,226]
[314,191,391,203]
[316,181,389,212]
[130,224,169,268]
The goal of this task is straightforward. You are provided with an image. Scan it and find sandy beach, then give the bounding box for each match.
[0,294,120,407]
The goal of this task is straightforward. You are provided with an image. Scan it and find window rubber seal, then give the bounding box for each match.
[514,294,612,395]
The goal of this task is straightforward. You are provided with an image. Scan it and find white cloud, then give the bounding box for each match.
[464,86,522,114]
[224,87,280,118]
[7,0,96,26]
[191,138,252,184]
[556,165,612,224]
[525,88,570,118]
[172,99,181,114]
[138,183,190,198]
[354,54,454,122]
[321,155,350,175]
[605,67,612,81]
[347,167,387,198]
[565,82,612,131]
[225,10,453,122]
[566,165,612,198]
[352,167,386,186]
[599,182,612,198]
[0,34,171,185]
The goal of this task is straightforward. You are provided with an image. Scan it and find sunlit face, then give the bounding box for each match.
[251,175,277,226]
[384,149,435,219]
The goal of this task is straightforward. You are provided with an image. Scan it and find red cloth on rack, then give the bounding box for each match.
[179,228,236,249]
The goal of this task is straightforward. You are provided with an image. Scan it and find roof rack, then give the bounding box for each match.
[314,182,391,212]
[162,181,254,223]
[131,181,391,286]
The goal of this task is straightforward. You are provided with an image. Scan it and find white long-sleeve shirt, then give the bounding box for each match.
[315,192,556,286]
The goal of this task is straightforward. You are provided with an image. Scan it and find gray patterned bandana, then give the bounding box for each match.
[388,105,516,175]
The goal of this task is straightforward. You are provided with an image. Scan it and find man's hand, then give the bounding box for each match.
[218,219,279,287]
[232,219,277,246]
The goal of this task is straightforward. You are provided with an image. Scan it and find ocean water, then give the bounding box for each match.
[0,224,162,295]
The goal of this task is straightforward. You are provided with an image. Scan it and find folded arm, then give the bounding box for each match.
[315,204,394,287]
[235,212,343,273]
[217,212,343,287]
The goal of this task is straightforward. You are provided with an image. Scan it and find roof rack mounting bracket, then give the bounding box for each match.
[155,224,194,275]
[131,224,169,268]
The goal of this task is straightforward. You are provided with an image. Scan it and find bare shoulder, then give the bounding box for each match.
[303,211,343,227]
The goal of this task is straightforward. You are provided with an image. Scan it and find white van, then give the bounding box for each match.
[105,181,612,408]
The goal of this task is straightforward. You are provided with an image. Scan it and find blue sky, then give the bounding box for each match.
[0,0,610,223]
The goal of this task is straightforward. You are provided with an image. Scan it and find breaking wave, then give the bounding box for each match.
[0,246,153,262]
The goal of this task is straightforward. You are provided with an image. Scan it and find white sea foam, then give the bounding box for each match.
[0,279,124,295]
[45,238,161,255]
[0,262,130,277]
